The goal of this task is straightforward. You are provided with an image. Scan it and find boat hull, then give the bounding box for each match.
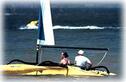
[0,64,115,77]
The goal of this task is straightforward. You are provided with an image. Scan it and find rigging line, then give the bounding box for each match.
[39,47,43,65]
[95,51,108,66]
[41,45,109,51]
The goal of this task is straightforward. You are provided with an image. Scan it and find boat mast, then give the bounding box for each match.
[36,0,55,64]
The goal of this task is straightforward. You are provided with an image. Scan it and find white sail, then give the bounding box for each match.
[37,0,55,45]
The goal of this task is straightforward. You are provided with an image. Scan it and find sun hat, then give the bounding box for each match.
[78,50,84,55]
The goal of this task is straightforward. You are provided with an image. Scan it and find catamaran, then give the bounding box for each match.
[0,0,116,77]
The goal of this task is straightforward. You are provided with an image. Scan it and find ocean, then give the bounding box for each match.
[3,3,121,81]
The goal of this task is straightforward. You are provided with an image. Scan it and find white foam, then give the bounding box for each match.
[4,13,12,16]
[53,25,105,29]
[19,25,119,30]
[19,26,38,30]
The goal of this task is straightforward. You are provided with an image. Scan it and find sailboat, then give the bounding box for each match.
[0,0,116,76]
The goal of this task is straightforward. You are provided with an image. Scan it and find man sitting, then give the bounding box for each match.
[75,50,92,70]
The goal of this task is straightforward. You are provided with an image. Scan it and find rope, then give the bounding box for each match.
[95,51,108,66]
[38,48,44,65]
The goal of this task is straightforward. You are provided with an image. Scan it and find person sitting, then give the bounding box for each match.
[74,50,92,70]
[60,52,70,65]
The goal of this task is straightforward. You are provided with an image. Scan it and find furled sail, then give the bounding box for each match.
[37,0,55,45]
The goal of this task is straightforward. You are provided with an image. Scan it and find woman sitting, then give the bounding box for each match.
[60,52,70,65]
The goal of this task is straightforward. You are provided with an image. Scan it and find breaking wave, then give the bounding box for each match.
[19,25,119,30]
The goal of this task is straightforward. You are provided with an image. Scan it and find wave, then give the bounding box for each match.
[4,13,13,16]
[19,26,38,30]
[19,25,119,30]
[53,26,105,30]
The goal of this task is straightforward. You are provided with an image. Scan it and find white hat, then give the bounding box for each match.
[78,50,84,55]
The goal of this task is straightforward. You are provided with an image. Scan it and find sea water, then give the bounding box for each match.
[3,3,121,81]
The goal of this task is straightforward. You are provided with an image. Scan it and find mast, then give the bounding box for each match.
[36,0,55,64]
